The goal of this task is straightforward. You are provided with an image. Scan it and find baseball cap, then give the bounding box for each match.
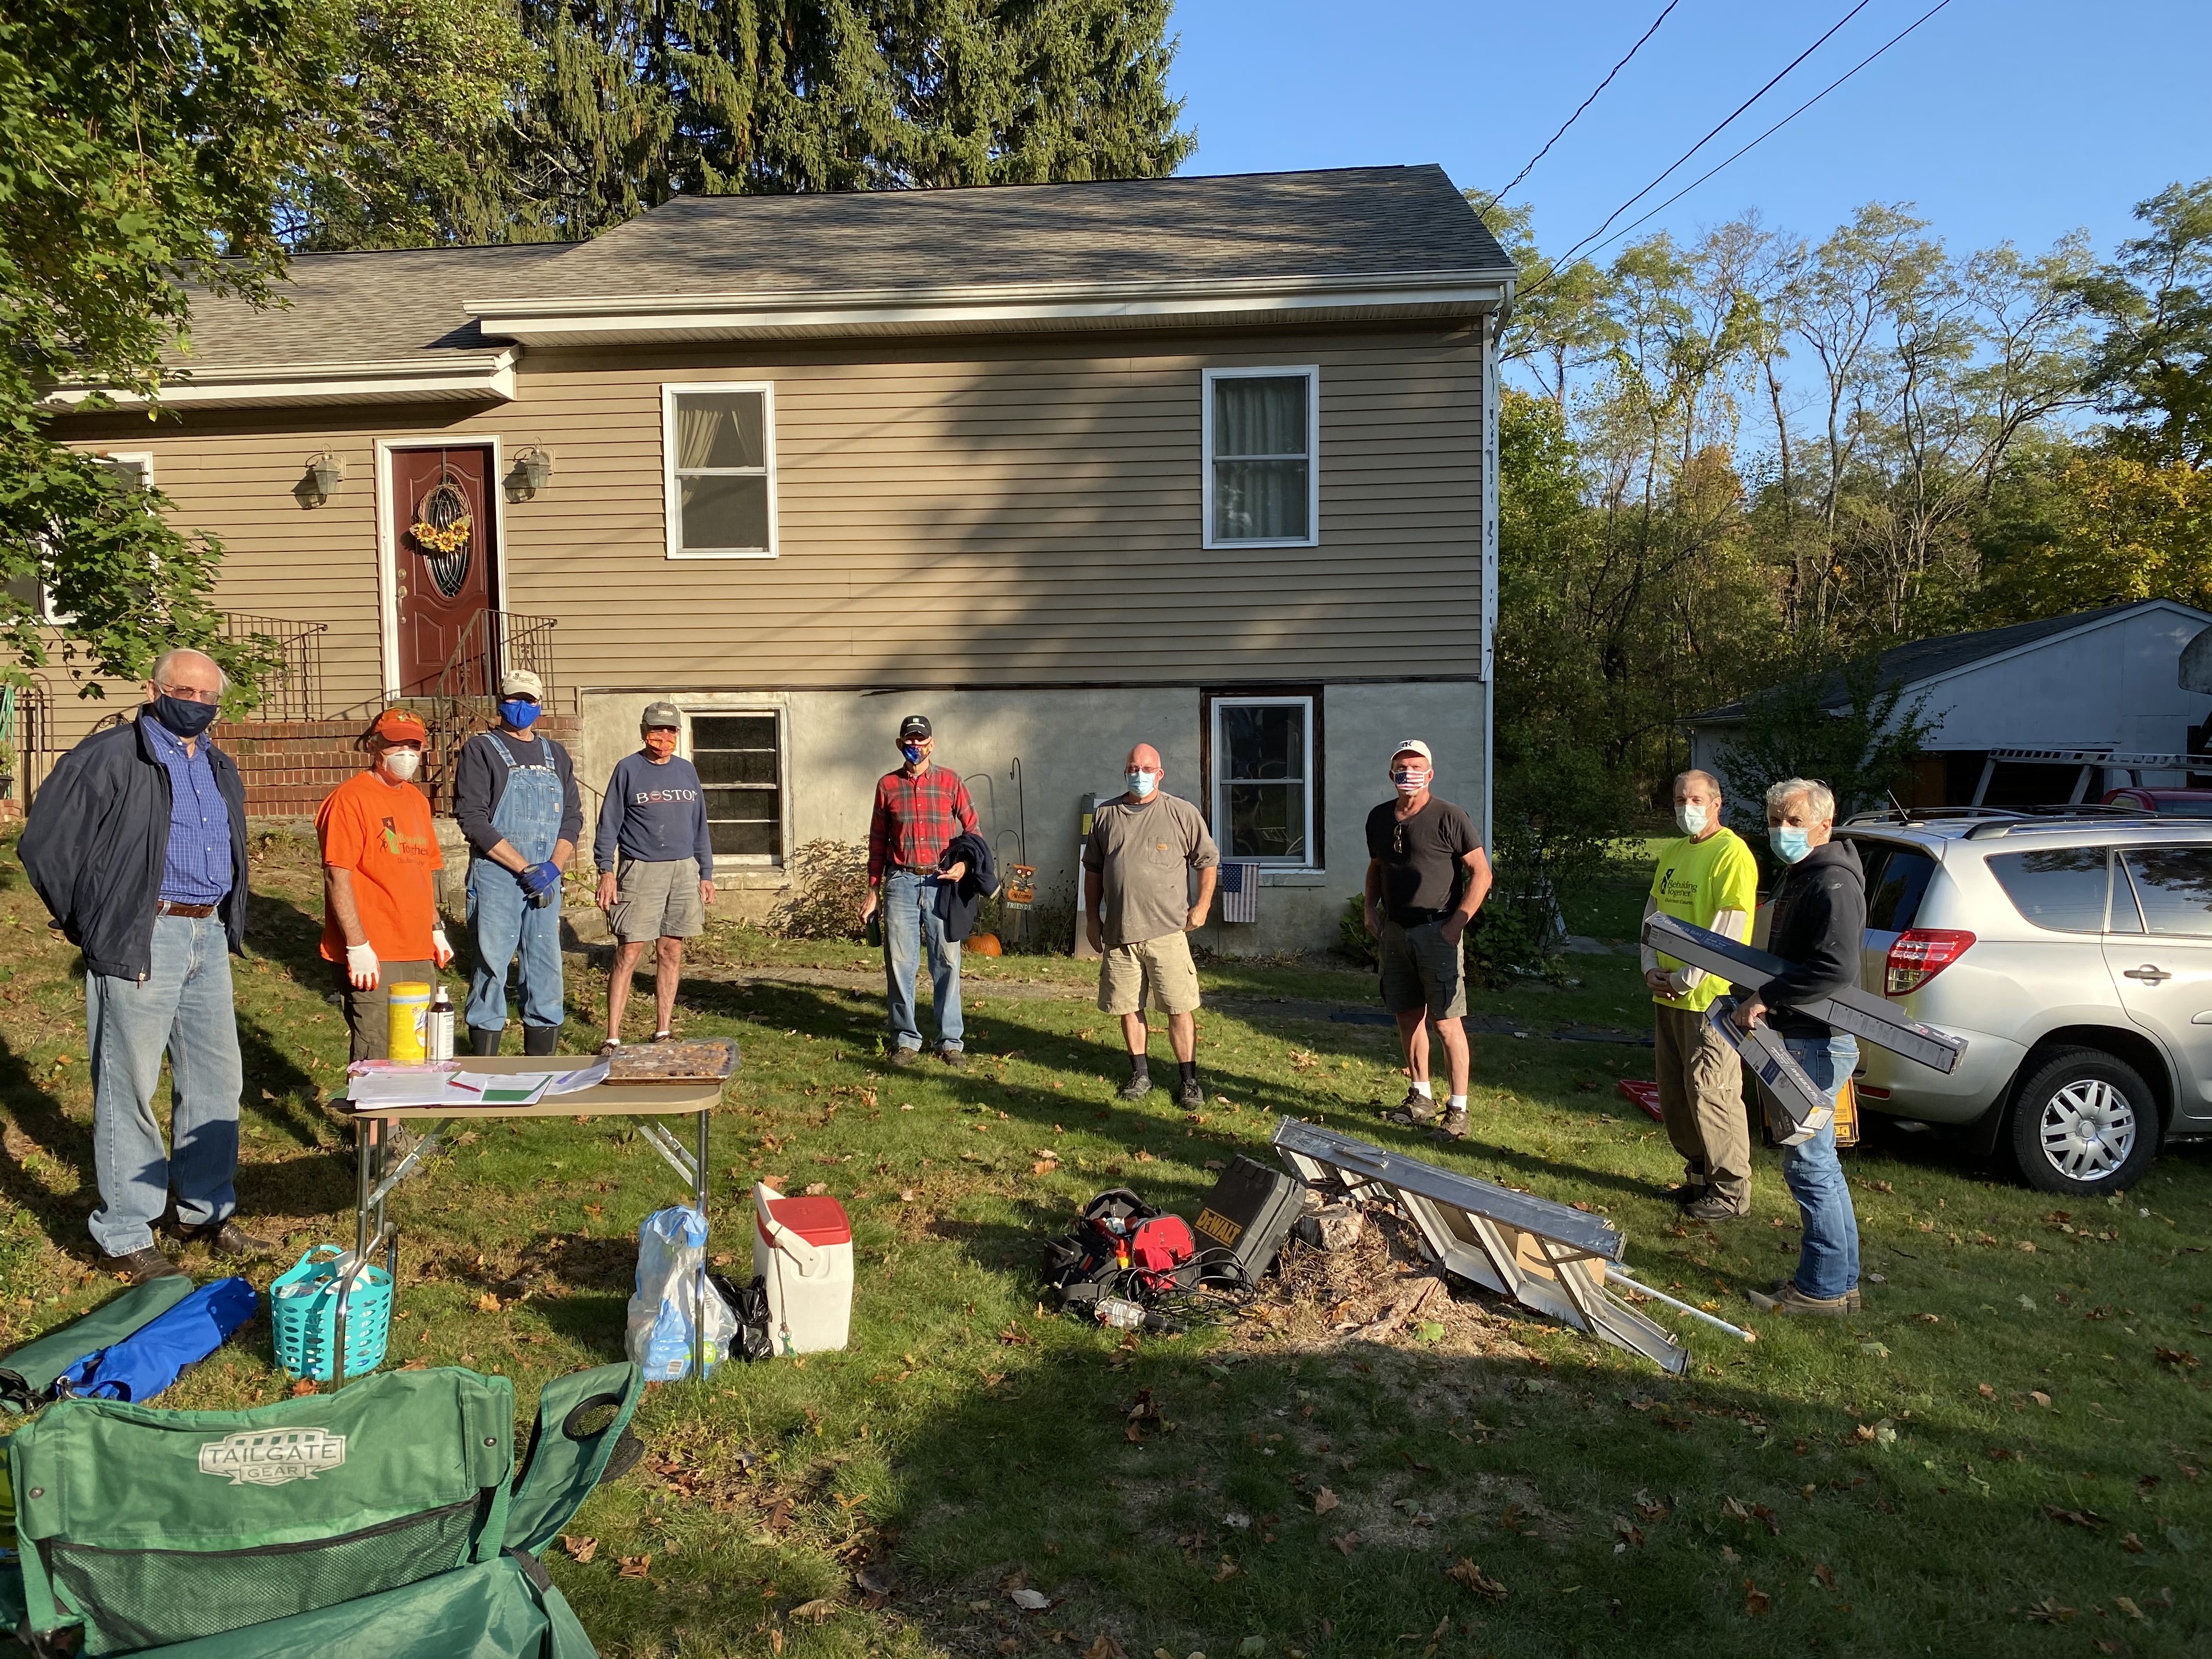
[369,708,427,744]
[898,714,933,741]
[641,701,682,730]
[1390,739,1434,765]
[500,668,543,699]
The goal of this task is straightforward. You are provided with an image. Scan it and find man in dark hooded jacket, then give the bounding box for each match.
[1730,777,1865,1317]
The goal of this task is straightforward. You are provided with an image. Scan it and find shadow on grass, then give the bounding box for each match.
[0,1033,95,1251]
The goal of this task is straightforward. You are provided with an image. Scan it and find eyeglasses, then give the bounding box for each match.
[1393,822,1407,855]
[155,681,221,704]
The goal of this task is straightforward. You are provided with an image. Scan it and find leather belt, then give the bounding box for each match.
[156,900,218,918]
[1392,906,1449,926]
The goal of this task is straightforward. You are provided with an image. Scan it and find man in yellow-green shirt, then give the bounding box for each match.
[1642,769,1760,1220]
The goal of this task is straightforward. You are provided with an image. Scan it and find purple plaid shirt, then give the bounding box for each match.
[142,714,232,905]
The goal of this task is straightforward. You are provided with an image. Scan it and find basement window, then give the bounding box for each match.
[689,711,784,865]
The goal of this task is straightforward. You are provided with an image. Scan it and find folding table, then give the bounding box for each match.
[336,1057,723,1384]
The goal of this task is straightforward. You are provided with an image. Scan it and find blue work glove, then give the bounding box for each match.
[520,861,562,897]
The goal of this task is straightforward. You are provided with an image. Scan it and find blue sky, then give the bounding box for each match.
[1165,0,2212,266]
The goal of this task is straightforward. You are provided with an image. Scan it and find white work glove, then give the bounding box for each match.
[346,941,379,991]
[430,927,453,968]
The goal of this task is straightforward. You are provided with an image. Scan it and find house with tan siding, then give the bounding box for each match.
[37,165,1514,953]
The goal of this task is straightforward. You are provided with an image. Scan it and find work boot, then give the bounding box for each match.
[888,1047,920,1069]
[522,1024,561,1057]
[1746,1279,1852,1318]
[1119,1072,1153,1102]
[936,1046,967,1070]
[1684,1195,1746,1223]
[1401,1090,1439,1125]
[1435,1108,1469,1141]
[1177,1077,1206,1110]
[1668,1182,1708,1207]
[102,1245,187,1284]
[173,1218,275,1260]
[469,1025,501,1057]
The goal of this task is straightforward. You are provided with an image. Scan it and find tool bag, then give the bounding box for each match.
[1043,1189,1198,1306]
[54,1278,256,1404]
[0,1277,198,1414]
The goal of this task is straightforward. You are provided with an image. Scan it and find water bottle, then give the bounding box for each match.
[427,983,455,1063]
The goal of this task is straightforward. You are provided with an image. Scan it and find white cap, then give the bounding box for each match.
[500,669,543,698]
[1390,739,1433,766]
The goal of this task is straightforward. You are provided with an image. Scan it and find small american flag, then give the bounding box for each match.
[1218,861,1259,924]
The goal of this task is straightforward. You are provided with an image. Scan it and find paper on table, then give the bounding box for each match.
[452,1070,556,1105]
[347,1065,473,1108]
[548,1056,612,1094]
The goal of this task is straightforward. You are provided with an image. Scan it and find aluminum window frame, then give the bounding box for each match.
[682,703,788,869]
[661,382,780,561]
[1207,692,1319,871]
[1201,365,1320,550]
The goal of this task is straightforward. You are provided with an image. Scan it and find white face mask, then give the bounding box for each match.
[381,748,421,782]
[1127,770,1158,797]
[1392,768,1429,797]
[1676,802,1709,836]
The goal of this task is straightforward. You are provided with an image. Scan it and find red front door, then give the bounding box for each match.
[391,445,495,697]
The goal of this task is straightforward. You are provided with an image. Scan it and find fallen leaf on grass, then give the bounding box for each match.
[1212,1560,1238,1582]
[476,1293,500,1313]
[2030,1390,2051,1408]
[2115,1595,2149,1622]
[2122,1531,2146,1553]
[2024,1598,2076,1624]
[1011,1590,1052,1611]
[2042,1505,2104,1529]
[1742,1582,1769,1616]
[290,1379,317,1397]
[1312,1487,1340,1516]
[1978,1382,1996,1399]
[1445,1559,1507,1601]
[617,1554,651,1579]
[1812,1562,1836,1591]
[768,1629,784,1656]
[2155,1346,2200,1369]
[1082,1638,1127,1659]
[1329,1532,1358,1556]
[765,1497,793,1533]
[899,1189,918,1203]
[791,1599,837,1624]
[560,1534,597,1564]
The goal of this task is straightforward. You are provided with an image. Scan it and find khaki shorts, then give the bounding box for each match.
[1098,930,1202,1016]
[1378,917,1467,1020]
[610,857,706,942]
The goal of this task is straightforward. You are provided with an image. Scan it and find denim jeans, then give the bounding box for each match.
[466,864,565,1031]
[85,915,244,1255]
[882,870,962,1053]
[1781,1032,1861,1301]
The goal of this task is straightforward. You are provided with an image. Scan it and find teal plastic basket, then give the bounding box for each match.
[270,1245,393,1380]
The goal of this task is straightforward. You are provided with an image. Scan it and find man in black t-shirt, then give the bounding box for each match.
[1363,740,1492,1138]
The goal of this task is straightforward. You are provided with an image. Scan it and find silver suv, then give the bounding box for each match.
[1837,809,2212,1195]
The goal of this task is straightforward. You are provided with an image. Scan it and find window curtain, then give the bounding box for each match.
[676,393,764,471]
[1214,377,1309,541]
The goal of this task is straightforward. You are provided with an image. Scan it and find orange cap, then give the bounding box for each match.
[369,708,427,743]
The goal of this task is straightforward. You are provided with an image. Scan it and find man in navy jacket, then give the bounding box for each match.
[20,648,268,1282]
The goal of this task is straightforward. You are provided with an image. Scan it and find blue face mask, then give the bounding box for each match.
[900,743,924,765]
[1769,825,1813,865]
[499,698,541,730]
[153,694,218,740]
[1127,770,1158,797]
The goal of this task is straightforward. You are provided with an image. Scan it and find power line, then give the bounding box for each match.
[1570,0,1957,267]
[1489,0,1682,205]
[1543,0,1874,274]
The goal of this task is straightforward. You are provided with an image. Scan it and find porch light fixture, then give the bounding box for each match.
[506,446,554,502]
[302,452,343,506]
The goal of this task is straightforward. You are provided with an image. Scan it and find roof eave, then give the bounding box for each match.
[42,348,519,413]
[466,270,1514,347]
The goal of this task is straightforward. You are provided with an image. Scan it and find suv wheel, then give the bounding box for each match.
[2006,1047,2160,1195]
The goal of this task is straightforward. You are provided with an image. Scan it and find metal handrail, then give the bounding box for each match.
[221,614,329,721]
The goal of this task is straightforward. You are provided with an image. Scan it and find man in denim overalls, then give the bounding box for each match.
[452,669,583,1056]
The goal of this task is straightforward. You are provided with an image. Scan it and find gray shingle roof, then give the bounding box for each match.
[1689,604,2156,723]
[539,165,1511,298]
[171,244,568,370]
[166,166,1508,373]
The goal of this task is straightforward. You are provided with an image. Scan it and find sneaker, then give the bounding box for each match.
[102,1245,187,1284]
[1120,1073,1154,1102]
[1434,1109,1468,1140]
[598,1038,624,1056]
[1684,1195,1747,1223]
[1402,1090,1439,1124]
[1177,1077,1205,1110]
[173,1219,275,1260]
[936,1046,968,1070]
[1668,1183,1708,1207]
[1746,1279,1852,1317]
[888,1047,920,1069]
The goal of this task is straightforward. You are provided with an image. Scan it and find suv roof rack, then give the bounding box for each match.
[1962,813,2168,839]
[1843,806,2025,827]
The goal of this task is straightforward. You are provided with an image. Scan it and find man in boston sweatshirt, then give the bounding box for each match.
[594,702,715,1049]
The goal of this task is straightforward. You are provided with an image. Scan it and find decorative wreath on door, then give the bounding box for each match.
[408,465,473,596]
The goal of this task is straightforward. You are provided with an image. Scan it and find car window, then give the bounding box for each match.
[2120,847,2212,936]
[1861,843,1938,930]
[2109,861,2145,933]
[1987,847,2111,933]
[2151,800,2212,819]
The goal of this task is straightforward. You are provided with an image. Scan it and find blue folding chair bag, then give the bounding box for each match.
[55,1278,257,1403]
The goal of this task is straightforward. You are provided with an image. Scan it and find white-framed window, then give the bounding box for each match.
[1201,366,1318,549]
[687,708,785,865]
[1209,693,1318,867]
[7,452,151,623]
[662,385,778,559]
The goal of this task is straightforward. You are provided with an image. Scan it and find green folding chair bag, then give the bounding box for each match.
[6,1362,642,1659]
[9,1367,516,1655]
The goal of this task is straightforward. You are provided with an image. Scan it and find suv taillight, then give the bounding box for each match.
[1885,929,1974,995]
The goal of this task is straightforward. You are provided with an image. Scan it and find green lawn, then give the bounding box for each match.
[0,828,2204,1658]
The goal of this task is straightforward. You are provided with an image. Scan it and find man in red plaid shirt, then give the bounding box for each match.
[861,714,978,1066]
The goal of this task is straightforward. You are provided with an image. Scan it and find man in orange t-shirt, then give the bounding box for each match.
[317,708,453,1060]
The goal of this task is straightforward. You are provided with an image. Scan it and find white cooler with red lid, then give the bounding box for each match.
[752,1183,853,1355]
